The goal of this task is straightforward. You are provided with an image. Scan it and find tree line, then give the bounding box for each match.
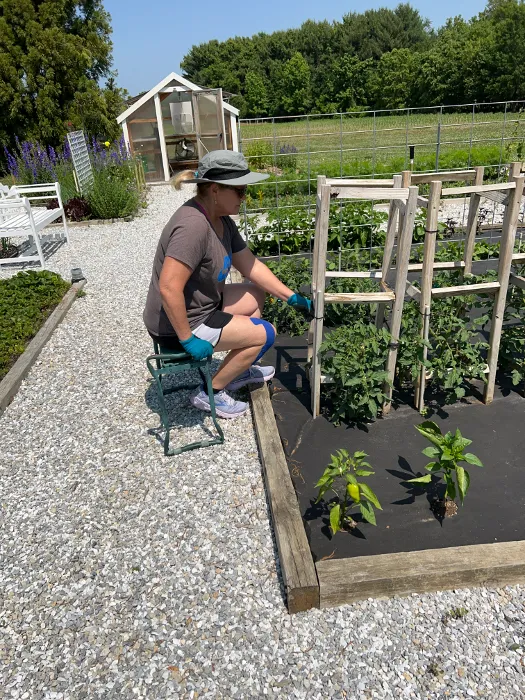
[181,0,525,118]
[0,0,126,152]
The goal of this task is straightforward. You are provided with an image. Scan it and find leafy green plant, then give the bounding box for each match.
[442,607,469,624]
[263,258,311,336]
[0,270,70,380]
[243,140,274,168]
[407,421,483,507]
[315,449,382,534]
[87,170,139,219]
[319,323,392,423]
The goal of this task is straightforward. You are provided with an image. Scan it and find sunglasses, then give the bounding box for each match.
[221,184,248,197]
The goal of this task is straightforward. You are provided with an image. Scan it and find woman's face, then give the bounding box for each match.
[214,184,247,216]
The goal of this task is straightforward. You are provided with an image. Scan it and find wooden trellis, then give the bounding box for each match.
[414,168,525,410]
[308,176,419,418]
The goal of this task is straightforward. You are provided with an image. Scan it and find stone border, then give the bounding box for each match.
[0,279,87,416]
[47,216,133,228]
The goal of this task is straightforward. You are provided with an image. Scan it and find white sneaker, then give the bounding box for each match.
[225,364,275,391]
[191,387,248,419]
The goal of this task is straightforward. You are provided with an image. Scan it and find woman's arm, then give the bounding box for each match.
[159,257,193,340]
[232,248,294,300]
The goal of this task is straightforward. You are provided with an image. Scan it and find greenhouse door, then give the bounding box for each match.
[191,89,226,158]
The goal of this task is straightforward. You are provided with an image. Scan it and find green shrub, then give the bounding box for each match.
[243,140,274,168]
[0,271,70,380]
[87,170,139,219]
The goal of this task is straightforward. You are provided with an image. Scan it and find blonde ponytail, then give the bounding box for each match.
[170,169,195,190]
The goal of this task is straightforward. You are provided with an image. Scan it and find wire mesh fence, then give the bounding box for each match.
[237,101,525,271]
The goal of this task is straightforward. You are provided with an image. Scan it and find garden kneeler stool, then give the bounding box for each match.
[146,341,224,456]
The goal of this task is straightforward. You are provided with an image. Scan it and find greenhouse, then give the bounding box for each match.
[116,71,240,182]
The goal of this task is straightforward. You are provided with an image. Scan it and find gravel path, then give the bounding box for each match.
[1,185,524,699]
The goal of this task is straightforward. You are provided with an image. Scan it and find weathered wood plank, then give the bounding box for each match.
[325,270,383,279]
[485,175,525,404]
[409,169,476,184]
[326,178,394,187]
[510,272,525,290]
[431,281,500,298]
[331,187,409,201]
[408,261,465,271]
[316,541,525,608]
[405,281,421,300]
[250,383,319,613]
[417,196,429,208]
[325,291,395,303]
[442,182,515,197]
[375,174,403,329]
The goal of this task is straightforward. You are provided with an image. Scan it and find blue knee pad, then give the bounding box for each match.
[250,318,276,361]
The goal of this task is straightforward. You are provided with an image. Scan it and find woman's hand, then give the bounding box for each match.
[287,293,314,318]
[180,334,214,360]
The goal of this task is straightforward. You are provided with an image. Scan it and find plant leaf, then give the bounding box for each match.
[424,462,442,472]
[359,501,377,526]
[355,469,375,477]
[415,421,443,448]
[407,474,432,484]
[329,503,341,535]
[463,452,483,467]
[358,483,382,509]
[456,466,470,505]
[422,446,440,458]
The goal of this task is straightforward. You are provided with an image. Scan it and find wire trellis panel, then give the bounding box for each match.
[67,130,93,195]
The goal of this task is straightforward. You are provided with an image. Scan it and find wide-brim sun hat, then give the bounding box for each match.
[187,150,269,186]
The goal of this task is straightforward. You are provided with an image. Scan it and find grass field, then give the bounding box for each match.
[239,107,525,173]
[238,107,525,215]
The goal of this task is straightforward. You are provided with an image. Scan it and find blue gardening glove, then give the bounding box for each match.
[180,334,214,361]
[287,293,314,318]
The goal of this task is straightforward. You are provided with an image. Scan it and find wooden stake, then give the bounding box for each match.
[414,180,441,410]
[383,186,418,414]
[485,176,524,404]
[310,183,331,418]
[375,174,403,329]
[307,176,326,367]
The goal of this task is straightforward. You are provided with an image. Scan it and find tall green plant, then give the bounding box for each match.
[408,422,483,506]
[319,323,392,423]
[315,449,382,534]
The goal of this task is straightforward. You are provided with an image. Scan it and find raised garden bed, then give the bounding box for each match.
[0,270,86,414]
[250,332,525,612]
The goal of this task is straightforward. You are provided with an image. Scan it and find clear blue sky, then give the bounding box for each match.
[103,0,486,96]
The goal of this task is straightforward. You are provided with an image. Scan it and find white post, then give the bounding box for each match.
[231,114,239,152]
[121,120,131,155]
[154,93,170,182]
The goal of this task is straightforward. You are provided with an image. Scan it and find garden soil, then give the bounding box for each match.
[264,333,525,562]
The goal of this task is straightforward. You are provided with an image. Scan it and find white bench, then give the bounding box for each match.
[0,182,69,268]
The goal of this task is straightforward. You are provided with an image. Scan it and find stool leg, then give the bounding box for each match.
[202,363,224,445]
[153,373,171,456]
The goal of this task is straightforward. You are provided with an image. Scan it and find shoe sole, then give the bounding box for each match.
[191,394,248,419]
[225,367,276,392]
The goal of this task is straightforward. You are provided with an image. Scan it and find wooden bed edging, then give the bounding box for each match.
[316,541,525,609]
[249,383,320,613]
[0,279,87,416]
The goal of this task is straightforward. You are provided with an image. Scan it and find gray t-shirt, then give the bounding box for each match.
[143,199,247,337]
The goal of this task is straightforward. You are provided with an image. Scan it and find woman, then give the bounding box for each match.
[143,150,312,419]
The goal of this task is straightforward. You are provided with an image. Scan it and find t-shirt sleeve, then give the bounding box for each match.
[229,218,247,254]
[165,214,208,271]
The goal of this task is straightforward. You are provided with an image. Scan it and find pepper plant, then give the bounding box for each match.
[315,449,382,534]
[407,421,483,505]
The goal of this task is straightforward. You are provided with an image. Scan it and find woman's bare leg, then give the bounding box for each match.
[211,315,275,390]
[222,282,265,318]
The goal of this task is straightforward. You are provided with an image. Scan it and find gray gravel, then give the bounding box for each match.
[1,184,524,699]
